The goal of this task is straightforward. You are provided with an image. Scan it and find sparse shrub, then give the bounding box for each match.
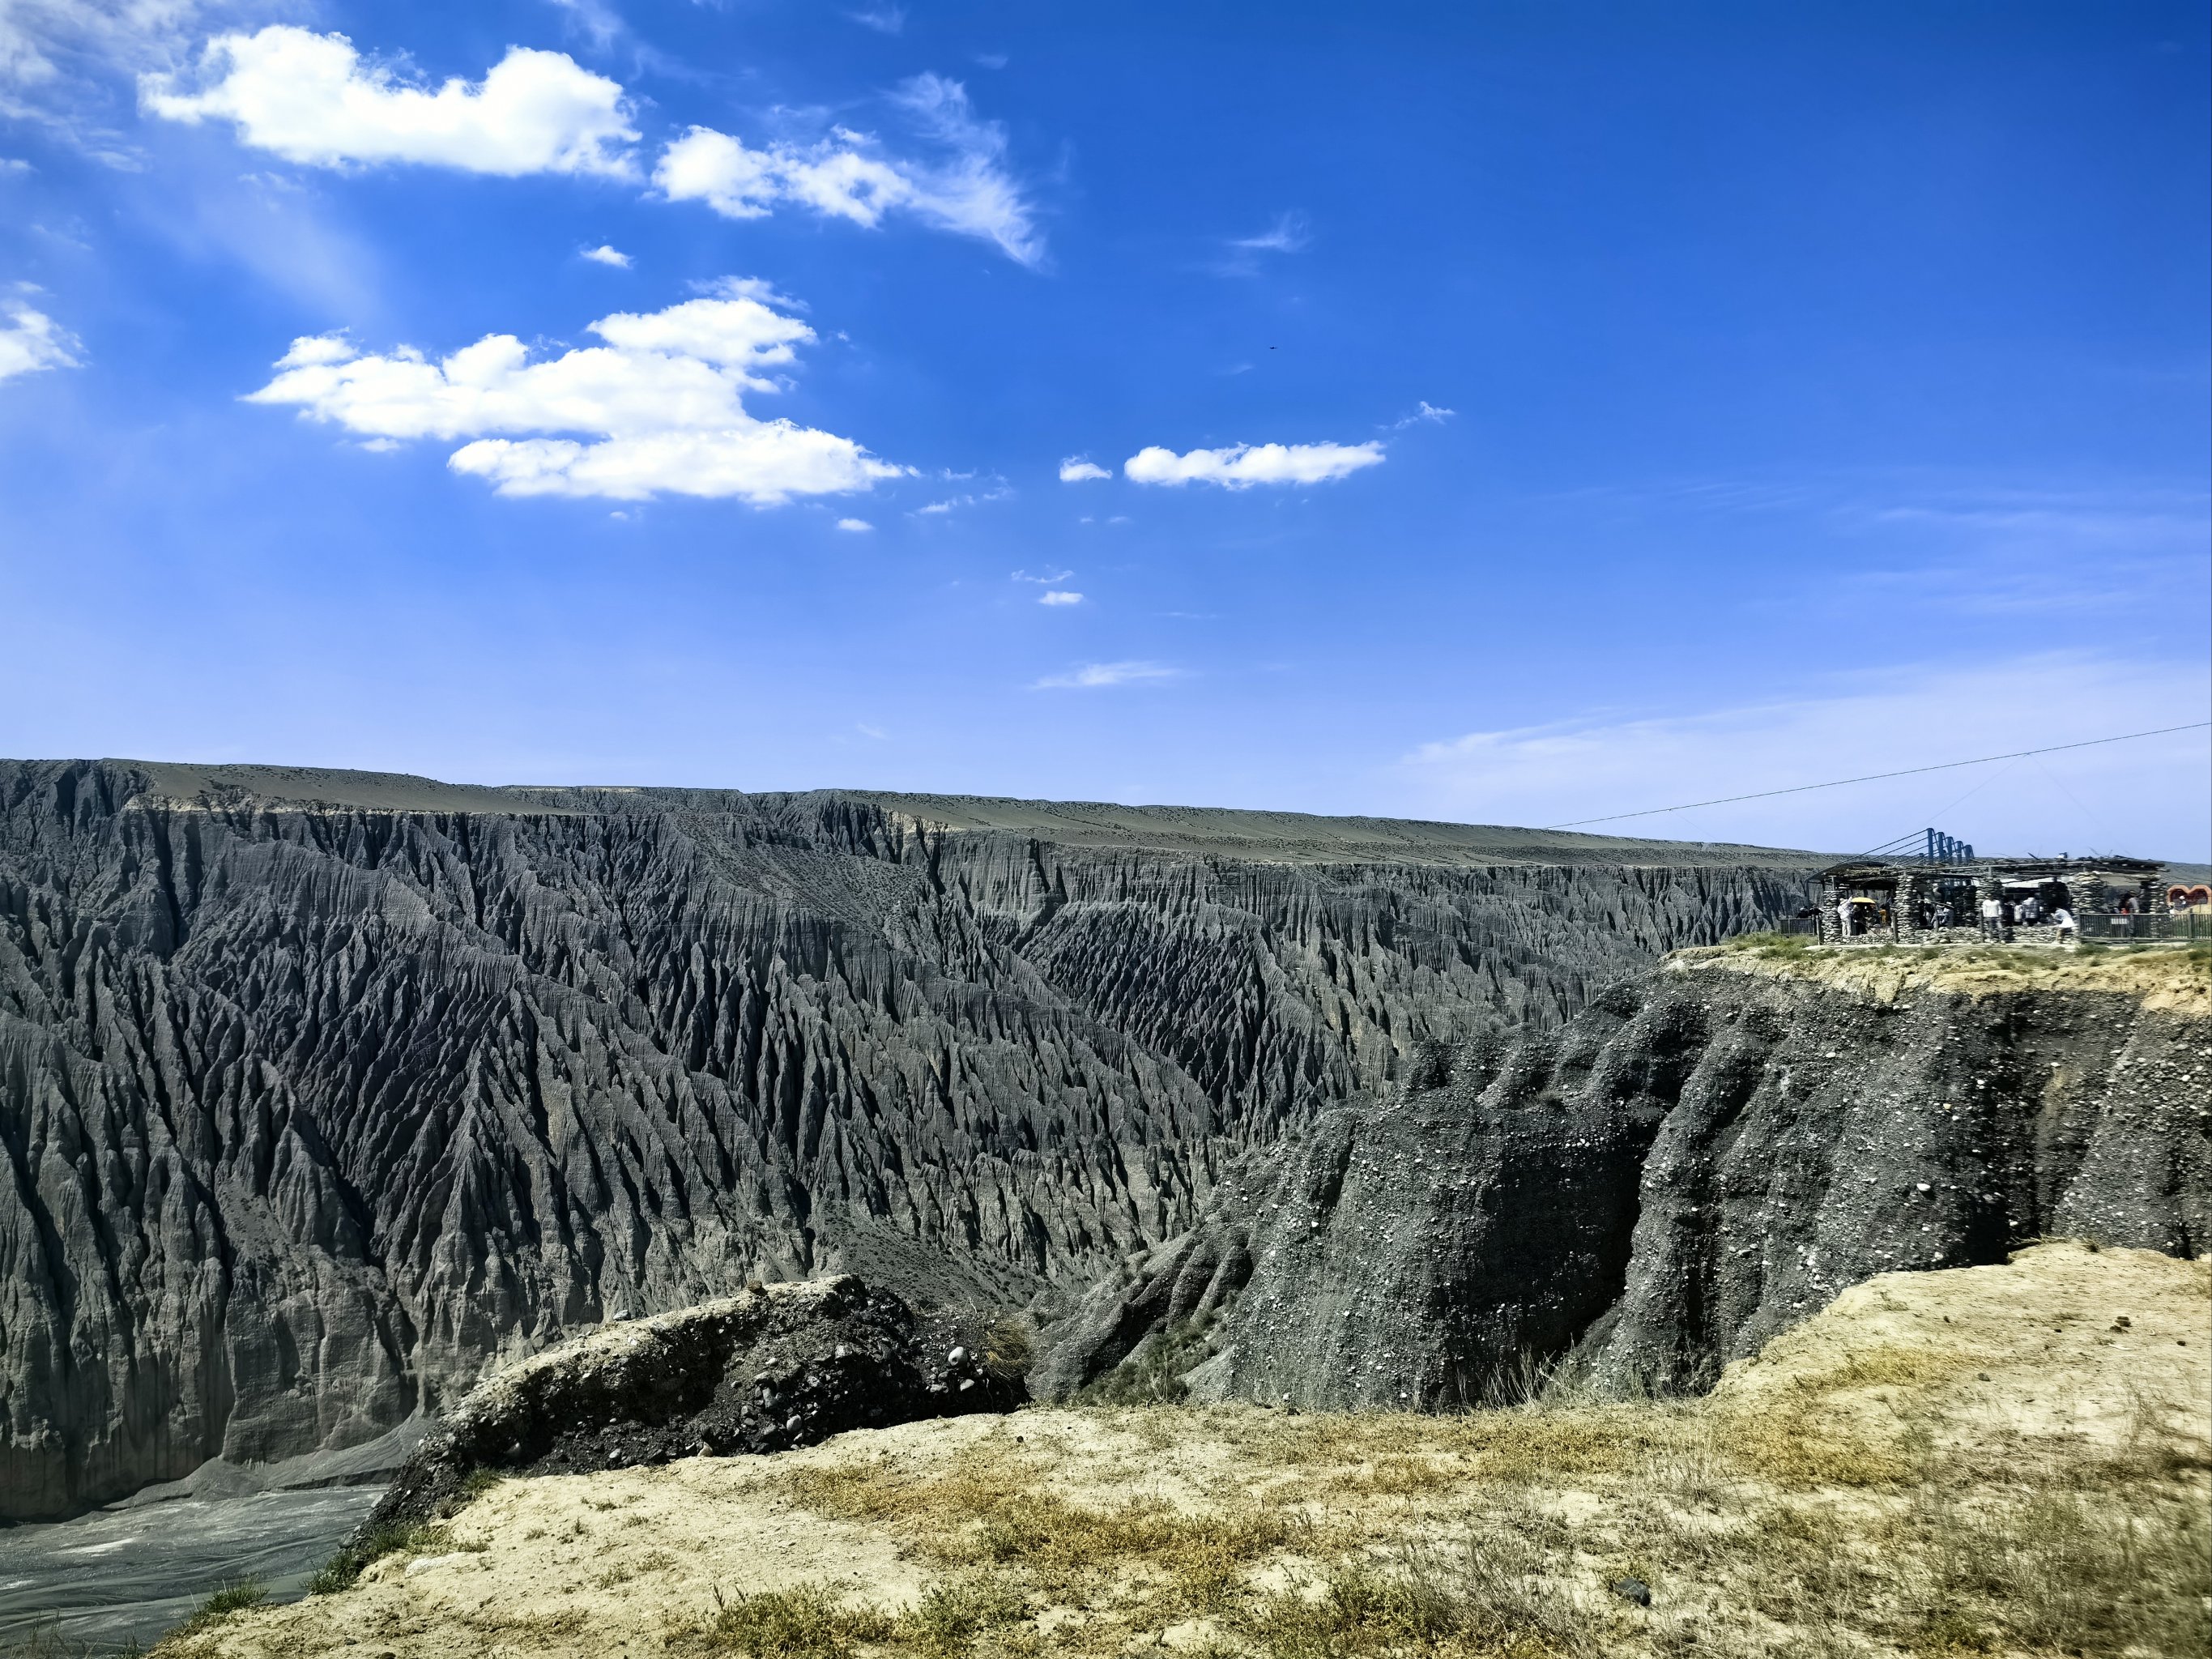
[978,1316,1034,1381]
[901,1573,1027,1658]
[1076,1316,1213,1405]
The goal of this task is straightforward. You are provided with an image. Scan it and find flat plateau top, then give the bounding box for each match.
[1679,938,2212,1013]
[7,758,1836,869]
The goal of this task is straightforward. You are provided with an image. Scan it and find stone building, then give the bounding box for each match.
[1816,853,2165,944]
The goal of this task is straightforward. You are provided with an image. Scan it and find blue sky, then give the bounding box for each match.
[2,1,2206,858]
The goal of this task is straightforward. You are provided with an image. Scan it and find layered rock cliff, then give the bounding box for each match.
[1032,945,2212,1406]
[0,760,1813,1517]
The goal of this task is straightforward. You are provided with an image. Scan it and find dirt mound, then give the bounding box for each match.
[362,1275,1022,1537]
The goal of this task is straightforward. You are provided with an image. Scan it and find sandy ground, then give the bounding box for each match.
[149,1241,2209,1659]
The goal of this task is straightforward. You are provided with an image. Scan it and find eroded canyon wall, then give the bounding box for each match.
[1031,949,2212,1407]
[0,760,1814,1516]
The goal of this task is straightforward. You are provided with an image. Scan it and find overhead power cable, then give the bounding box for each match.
[1543,721,2211,831]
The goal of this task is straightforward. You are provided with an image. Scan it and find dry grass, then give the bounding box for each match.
[163,1243,2212,1659]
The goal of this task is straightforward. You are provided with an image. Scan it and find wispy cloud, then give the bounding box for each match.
[915,481,1011,516]
[1034,660,1180,689]
[1396,652,2210,855]
[544,0,627,51]
[1211,210,1311,275]
[655,74,1042,264]
[1230,210,1310,254]
[1038,590,1083,606]
[1059,456,1110,482]
[836,517,873,531]
[846,5,906,34]
[1011,567,1072,584]
[1388,400,1454,429]
[581,243,632,267]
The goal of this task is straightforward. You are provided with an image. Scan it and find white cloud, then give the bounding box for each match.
[246,279,903,503]
[1058,457,1109,482]
[143,27,637,177]
[1,0,240,163]
[1124,440,1384,489]
[580,242,631,267]
[1395,653,2210,858]
[1230,211,1309,253]
[544,0,625,51]
[1034,660,1178,689]
[836,516,873,531]
[846,5,905,33]
[1038,590,1083,606]
[0,301,79,382]
[914,484,1009,516]
[1011,567,1072,583]
[654,74,1039,263]
[1391,400,1454,428]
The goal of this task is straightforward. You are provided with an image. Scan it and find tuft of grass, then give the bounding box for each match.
[0,1621,136,1658]
[450,1467,505,1508]
[1238,1536,1596,1659]
[147,1580,266,1649]
[1910,1488,2211,1658]
[671,1576,1026,1659]
[675,1584,893,1658]
[901,1573,1029,1659]
[306,1520,483,1595]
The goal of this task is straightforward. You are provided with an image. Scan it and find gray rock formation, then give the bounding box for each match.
[364,1274,1021,1536]
[1033,954,2211,1405]
[0,760,1815,1517]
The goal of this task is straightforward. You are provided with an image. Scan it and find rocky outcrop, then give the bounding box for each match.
[365,1274,1019,1534]
[1033,948,2212,1405]
[0,760,1815,1517]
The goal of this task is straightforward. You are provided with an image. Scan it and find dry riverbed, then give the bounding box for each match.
[149,1242,2208,1659]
